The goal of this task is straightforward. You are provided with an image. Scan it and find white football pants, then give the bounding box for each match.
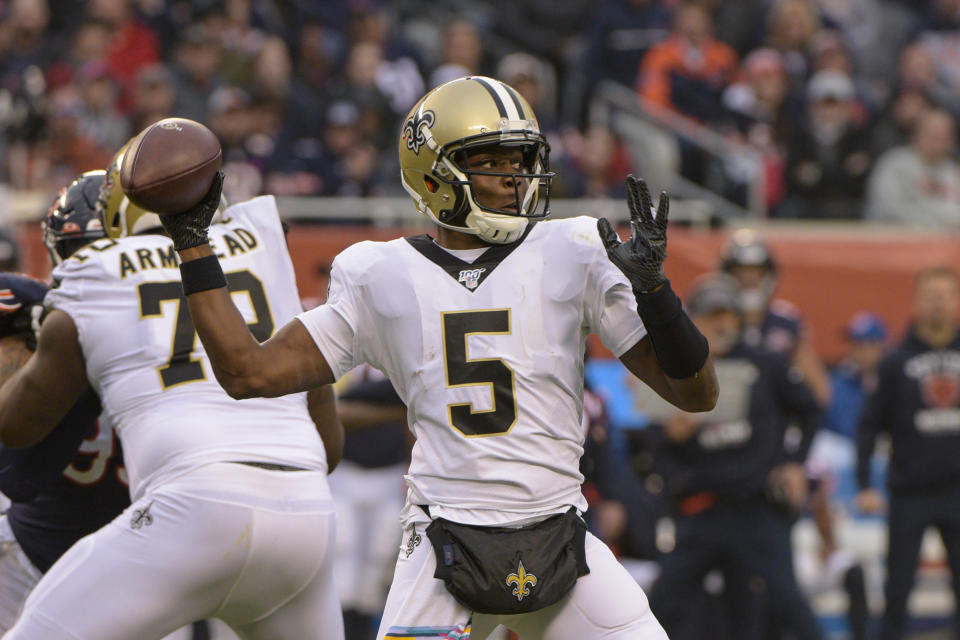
[0,515,242,638]
[2,463,342,640]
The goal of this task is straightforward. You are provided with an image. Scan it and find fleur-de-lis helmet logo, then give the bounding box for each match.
[505,560,538,602]
[403,109,435,155]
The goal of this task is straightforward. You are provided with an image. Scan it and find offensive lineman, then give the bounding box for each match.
[0,172,239,639]
[161,76,718,639]
[0,149,344,639]
[0,173,130,632]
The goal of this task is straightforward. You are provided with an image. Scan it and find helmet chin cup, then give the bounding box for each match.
[466,209,529,244]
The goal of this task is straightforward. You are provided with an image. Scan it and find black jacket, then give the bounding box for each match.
[857,326,960,494]
[653,342,821,502]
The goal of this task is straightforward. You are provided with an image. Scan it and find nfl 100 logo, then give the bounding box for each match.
[458,267,486,290]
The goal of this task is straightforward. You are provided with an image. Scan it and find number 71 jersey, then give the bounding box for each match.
[45,196,328,500]
[298,216,647,522]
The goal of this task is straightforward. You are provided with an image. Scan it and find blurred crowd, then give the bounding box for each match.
[1,0,960,223]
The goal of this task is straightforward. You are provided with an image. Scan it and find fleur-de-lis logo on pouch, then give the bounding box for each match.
[505,560,537,602]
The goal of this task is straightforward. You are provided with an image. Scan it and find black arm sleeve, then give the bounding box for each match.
[637,282,710,380]
[0,391,101,502]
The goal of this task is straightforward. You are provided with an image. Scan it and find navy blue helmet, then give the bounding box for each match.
[42,171,107,265]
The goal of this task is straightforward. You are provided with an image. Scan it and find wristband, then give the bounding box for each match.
[179,254,226,296]
[636,280,709,379]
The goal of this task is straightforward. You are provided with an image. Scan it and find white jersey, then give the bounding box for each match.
[45,196,327,500]
[298,216,645,524]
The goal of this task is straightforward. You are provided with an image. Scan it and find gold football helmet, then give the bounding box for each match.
[98,142,162,238]
[399,76,553,244]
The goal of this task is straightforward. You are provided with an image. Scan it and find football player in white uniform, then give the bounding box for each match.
[0,172,239,640]
[160,76,718,640]
[0,149,344,639]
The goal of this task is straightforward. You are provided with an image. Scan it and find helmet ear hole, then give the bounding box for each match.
[424,176,439,193]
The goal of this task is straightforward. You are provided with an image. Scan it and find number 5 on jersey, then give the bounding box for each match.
[138,270,274,389]
[442,309,518,437]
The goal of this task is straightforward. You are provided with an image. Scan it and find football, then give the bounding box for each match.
[0,333,32,374]
[120,117,222,216]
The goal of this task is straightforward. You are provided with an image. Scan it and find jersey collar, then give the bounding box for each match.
[404,223,536,292]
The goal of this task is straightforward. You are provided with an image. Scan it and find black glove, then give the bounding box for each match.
[0,273,48,351]
[160,171,225,251]
[597,175,670,294]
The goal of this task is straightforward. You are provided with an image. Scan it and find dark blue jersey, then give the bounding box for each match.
[341,376,408,469]
[653,342,821,502]
[857,326,960,494]
[0,390,129,573]
[744,299,805,356]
